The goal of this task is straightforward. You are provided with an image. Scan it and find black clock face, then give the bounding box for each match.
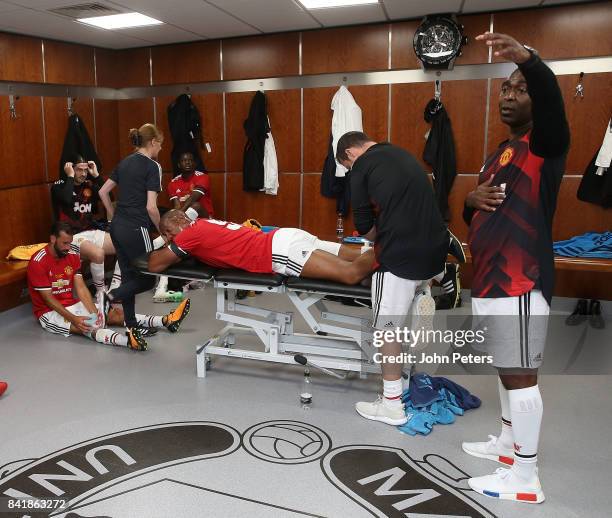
[414,18,462,65]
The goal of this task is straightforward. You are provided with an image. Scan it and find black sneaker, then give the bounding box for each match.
[448,230,466,263]
[589,299,605,329]
[439,263,461,309]
[133,325,159,337]
[435,293,462,310]
[565,299,588,326]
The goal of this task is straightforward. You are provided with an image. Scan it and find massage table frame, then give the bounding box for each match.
[134,257,379,378]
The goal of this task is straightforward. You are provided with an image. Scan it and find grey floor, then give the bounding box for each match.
[0,286,611,518]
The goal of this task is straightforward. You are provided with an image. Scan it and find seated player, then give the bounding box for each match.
[27,222,190,352]
[0,381,6,398]
[168,151,214,219]
[154,151,215,302]
[51,157,121,294]
[149,210,375,285]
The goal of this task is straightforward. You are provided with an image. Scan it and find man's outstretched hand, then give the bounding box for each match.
[476,32,531,64]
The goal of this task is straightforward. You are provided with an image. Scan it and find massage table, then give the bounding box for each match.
[133,256,380,378]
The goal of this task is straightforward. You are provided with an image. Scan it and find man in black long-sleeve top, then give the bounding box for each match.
[336,132,449,427]
[461,33,569,504]
[51,156,120,293]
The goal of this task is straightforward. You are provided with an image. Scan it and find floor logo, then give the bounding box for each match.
[242,420,331,465]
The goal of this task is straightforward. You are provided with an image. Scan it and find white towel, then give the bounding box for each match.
[331,86,363,177]
[595,118,612,168]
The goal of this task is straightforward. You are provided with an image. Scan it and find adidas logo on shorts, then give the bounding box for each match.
[384,321,395,327]
[302,250,308,258]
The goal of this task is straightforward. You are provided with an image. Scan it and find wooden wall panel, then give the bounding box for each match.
[113,48,151,88]
[267,89,301,172]
[0,32,43,82]
[158,172,173,208]
[226,173,300,227]
[552,177,611,242]
[225,91,254,172]
[208,172,225,219]
[96,48,149,88]
[391,82,436,170]
[156,93,226,173]
[391,14,489,70]
[303,87,335,173]
[222,33,299,81]
[302,174,338,240]
[559,73,612,174]
[302,25,389,75]
[117,99,155,158]
[152,41,220,85]
[442,79,488,173]
[43,97,95,182]
[0,96,46,188]
[351,85,389,143]
[0,184,53,256]
[486,78,508,157]
[493,3,612,61]
[94,100,119,174]
[44,41,95,86]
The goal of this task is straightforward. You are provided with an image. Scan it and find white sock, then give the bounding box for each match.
[383,378,403,408]
[498,378,513,448]
[90,262,106,292]
[109,261,121,291]
[155,276,169,293]
[509,385,542,480]
[152,236,165,250]
[92,328,128,347]
[136,314,165,328]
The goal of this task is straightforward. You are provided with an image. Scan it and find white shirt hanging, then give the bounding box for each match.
[594,118,612,176]
[263,117,279,195]
[331,85,363,177]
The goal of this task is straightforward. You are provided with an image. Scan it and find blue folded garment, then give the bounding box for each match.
[398,401,436,436]
[553,231,612,259]
[409,373,443,408]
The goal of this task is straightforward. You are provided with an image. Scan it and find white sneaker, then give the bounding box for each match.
[468,467,545,504]
[355,396,408,426]
[462,435,514,466]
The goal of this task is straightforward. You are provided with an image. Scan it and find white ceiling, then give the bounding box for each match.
[0,0,596,49]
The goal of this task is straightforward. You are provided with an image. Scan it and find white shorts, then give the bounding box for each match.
[271,228,341,277]
[39,301,97,337]
[371,271,431,330]
[70,229,106,254]
[472,290,550,369]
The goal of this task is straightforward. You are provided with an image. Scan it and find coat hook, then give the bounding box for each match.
[434,79,442,101]
[67,97,75,116]
[8,95,18,120]
[574,72,584,98]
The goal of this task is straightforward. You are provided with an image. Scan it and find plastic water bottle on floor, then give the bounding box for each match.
[300,368,312,410]
[336,214,344,242]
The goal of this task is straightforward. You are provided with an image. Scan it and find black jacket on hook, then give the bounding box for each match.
[58,113,101,180]
[167,94,205,175]
[321,134,350,215]
[577,148,612,208]
[423,99,457,221]
[243,91,269,191]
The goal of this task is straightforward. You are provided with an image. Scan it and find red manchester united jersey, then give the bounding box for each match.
[27,246,81,319]
[167,171,214,217]
[468,133,545,298]
[170,219,277,273]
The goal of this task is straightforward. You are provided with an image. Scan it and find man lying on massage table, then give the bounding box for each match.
[148,210,375,285]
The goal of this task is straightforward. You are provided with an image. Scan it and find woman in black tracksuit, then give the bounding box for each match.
[99,124,163,346]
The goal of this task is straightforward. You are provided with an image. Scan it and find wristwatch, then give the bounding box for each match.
[413,14,468,70]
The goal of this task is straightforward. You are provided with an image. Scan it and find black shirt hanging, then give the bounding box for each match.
[242,91,269,192]
[167,94,206,174]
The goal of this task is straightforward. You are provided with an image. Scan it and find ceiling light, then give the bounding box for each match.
[298,0,379,9]
[77,12,163,29]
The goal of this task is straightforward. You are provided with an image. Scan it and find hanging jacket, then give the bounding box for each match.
[58,113,101,180]
[577,121,612,208]
[331,86,363,178]
[167,94,206,175]
[423,99,457,221]
[243,91,269,191]
[321,134,351,215]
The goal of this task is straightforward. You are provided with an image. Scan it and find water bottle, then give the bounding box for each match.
[300,368,312,408]
[336,214,344,242]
